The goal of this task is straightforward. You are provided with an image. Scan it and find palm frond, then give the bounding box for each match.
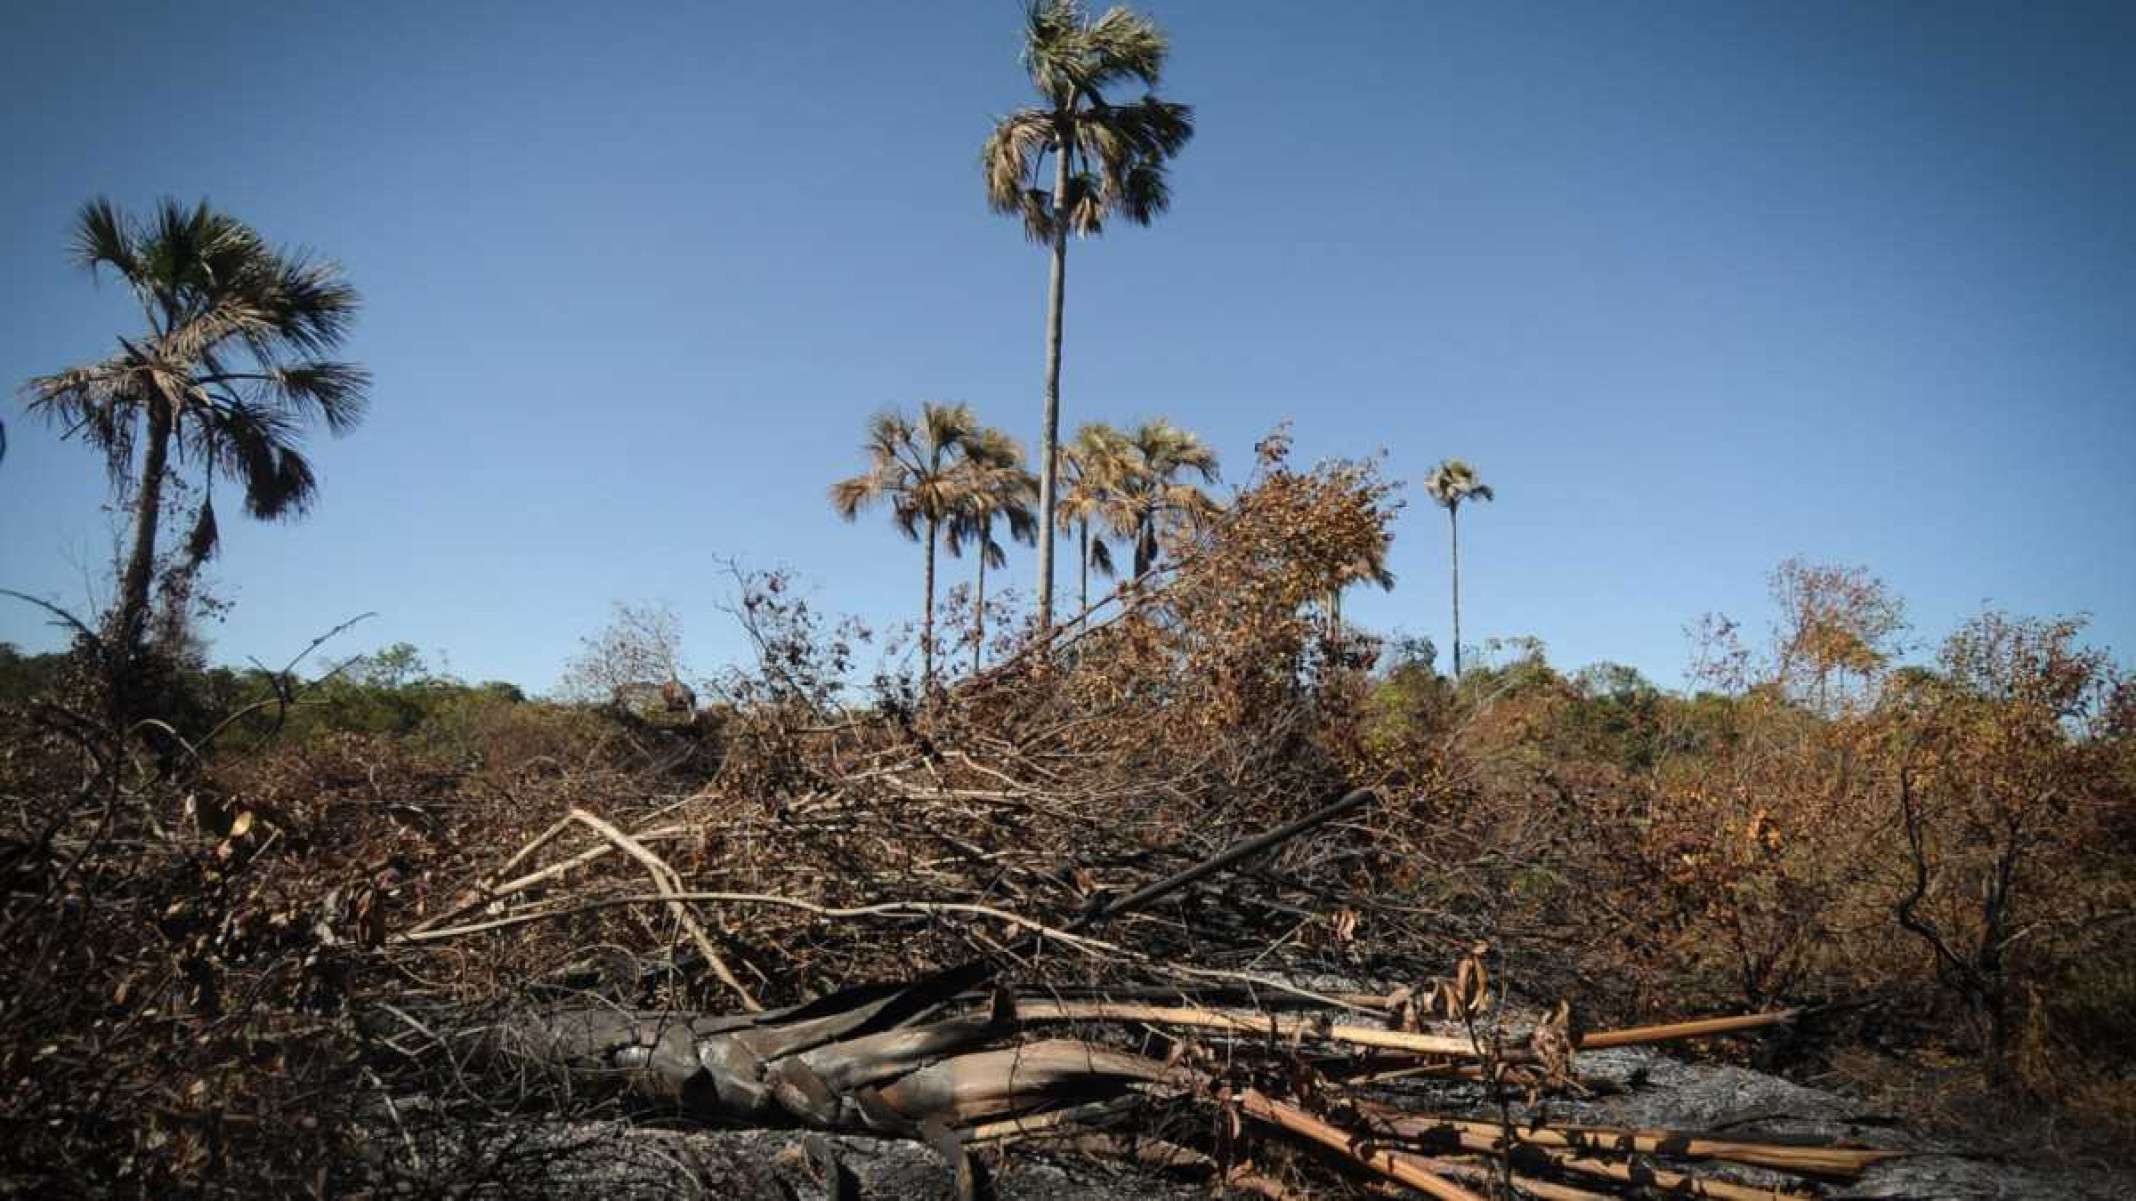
[266,360,371,432]
[264,253,364,356]
[19,357,144,484]
[1081,6,1169,90]
[70,196,140,284]
[203,398,314,519]
[1087,534,1116,578]
[983,108,1056,210]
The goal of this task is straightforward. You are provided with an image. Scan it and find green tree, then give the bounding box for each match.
[1119,419,1219,580]
[983,1,1194,633]
[20,198,368,661]
[1422,458,1494,676]
[948,426,1039,671]
[1057,422,1134,615]
[830,403,984,687]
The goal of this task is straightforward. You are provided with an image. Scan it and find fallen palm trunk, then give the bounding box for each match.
[468,1003,1173,1136]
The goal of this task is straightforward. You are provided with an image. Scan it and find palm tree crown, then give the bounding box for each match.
[21,197,368,652]
[983,1,1195,633]
[1422,458,1494,676]
[1422,458,1494,515]
[1057,422,1135,612]
[983,2,1196,243]
[1118,419,1220,580]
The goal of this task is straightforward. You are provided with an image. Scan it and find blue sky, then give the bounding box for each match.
[3,1,2131,690]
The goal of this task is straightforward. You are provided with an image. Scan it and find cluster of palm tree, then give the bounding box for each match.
[829,404,1039,686]
[832,411,1222,685]
[1057,418,1221,609]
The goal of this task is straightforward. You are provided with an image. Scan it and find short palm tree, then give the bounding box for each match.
[830,403,983,688]
[983,1,1194,633]
[947,426,1039,671]
[1328,542,1396,635]
[1057,422,1134,615]
[21,197,368,655]
[1119,419,1219,580]
[1422,458,1494,676]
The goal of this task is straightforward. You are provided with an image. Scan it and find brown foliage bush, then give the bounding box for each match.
[5,453,2131,1193]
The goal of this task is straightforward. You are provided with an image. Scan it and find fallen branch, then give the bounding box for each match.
[1012,1000,1802,1064]
[1360,1108,1899,1178]
[404,823,690,935]
[1237,1088,1487,1201]
[1015,1000,1488,1057]
[1395,1121,1819,1201]
[1575,1010,1801,1050]
[565,809,760,1012]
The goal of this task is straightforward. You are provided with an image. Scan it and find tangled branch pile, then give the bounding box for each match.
[6,438,2122,1198]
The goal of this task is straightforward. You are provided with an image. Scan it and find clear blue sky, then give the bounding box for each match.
[3,1,2131,690]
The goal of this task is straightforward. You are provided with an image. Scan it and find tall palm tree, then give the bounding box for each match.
[947,426,1039,671]
[1422,458,1494,676]
[1119,419,1219,580]
[1057,422,1134,615]
[830,403,983,688]
[21,197,368,655]
[983,1,1194,633]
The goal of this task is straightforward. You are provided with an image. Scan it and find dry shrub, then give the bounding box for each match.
[1419,589,2135,1137]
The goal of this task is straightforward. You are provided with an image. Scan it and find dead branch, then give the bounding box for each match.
[1237,1088,1488,1201]
[564,809,760,1012]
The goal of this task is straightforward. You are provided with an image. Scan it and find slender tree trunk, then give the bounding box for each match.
[1448,506,1462,677]
[922,517,938,689]
[1330,587,1342,636]
[1133,514,1153,581]
[1035,140,1071,634]
[1078,520,1090,617]
[117,400,174,652]
[973,519,989,674]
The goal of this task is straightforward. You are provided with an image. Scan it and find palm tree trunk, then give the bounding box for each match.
[1133,515,1153,581]
[1035,140,1071,634]
[923,516,938,689]
[1448,506,1462,677]
[1078,520,1090,616]
[973,519,989,674]
[117,400,174,651]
